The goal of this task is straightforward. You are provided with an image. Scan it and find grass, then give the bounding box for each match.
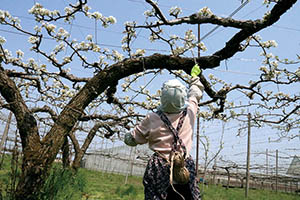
[0,154,299,199]
[80,169,300,200]
[201,184,300,200]
[77,169,300,200]
[80,169,144,200]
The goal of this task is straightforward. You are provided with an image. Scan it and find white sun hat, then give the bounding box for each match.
[158,79,188,113]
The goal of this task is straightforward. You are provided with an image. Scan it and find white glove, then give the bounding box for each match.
[188,77,204,102]
[124,132,137,147]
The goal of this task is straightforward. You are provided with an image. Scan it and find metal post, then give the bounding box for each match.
[125,147,133,184]
[0,112,12,153]
[195,23,201,176]
[276,149,278,192]
[266,148,268,176]
[245,113,251,198]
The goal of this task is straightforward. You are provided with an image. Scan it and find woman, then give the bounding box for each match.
[124,67,204,200]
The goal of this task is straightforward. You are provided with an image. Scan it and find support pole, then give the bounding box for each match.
[195,24,201,176]
[276,149,278,193]
[266,148,268,176]
[0,112,12,153]
[125,147,133,184]
[196,117,200,175]
[245,113,251,198]
[266,148,269,190]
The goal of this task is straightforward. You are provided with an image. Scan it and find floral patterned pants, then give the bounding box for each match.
[143,153,201,200]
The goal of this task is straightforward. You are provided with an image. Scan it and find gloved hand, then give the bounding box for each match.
[191,64,201,77]
[188,77,204,102]
[124,132,137,147]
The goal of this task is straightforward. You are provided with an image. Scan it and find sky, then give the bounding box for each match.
[0,0,300,175]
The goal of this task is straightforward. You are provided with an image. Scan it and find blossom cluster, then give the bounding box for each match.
[198,7,213,17]
[0,9,21,29]
[169,30,207,56]
[208,73,227,86]
[89,11,116,28]
[121,21,137,53]
[29,3,60,20]
[0,36,6,44]
[144,9,155,18]
[261,40,278,48]
[169,6,182,18]
[132,49,146,57]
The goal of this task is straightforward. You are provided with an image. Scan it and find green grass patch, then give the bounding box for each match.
[201,184,300,200]
[38,166,86,200]
[0,154,299,200]
[80,169,144,200]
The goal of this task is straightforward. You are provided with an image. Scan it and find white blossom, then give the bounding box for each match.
[124,21,136,27]
[91,11,102,20]
[128,106,134,113]
[124,96,129,101]
[208,73,215,80]
[92,44,101,52]
[266,53,273,58]
[112,50,124,61]
[56,27,70,39]
[54,42,65,52]
[185,30,196,41]
[144,9,155,17]
[28,3,43,14]
[133,49,145,57]
[16,49,24,57]
[173,46,185,56]
[107,16,117,24]
[40,8,50,16]
[63,56,71,63]
[28,36,38,44]
[253,35,262,41]
[198,7,213,17]
[259,66,268,73]
[197,42,207,52]
[169,6,182,17]
[261,40,278,48]
[0,10,5,20]
[40,64,47,72]
[0,36,6,44]
[34,25,42,33]
[64,7,73,15]
[149,34,159,42]
[121,44,129,52]
[86,34,93,41]
[52,10,60,16]
[270,60,278,68]
[45,23,56,33]
[83,5,91,12]
[170,34,179,40]
[295,68,300,77]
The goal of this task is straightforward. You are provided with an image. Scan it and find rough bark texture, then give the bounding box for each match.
[70,124,101,170]
[62,136,70,168]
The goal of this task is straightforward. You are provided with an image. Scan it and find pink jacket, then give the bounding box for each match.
[131,96,199,159]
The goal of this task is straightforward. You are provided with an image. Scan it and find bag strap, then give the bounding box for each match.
[156,108,187,155]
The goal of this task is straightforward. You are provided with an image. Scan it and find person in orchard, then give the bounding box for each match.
[125,64,204,200]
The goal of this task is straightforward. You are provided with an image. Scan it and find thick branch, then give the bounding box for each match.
[31,105,58,121]
[211,0,297,64]
[145,0,169,23]
[0,63,41,149]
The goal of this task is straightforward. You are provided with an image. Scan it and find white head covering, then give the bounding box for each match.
[158,79,188,113]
